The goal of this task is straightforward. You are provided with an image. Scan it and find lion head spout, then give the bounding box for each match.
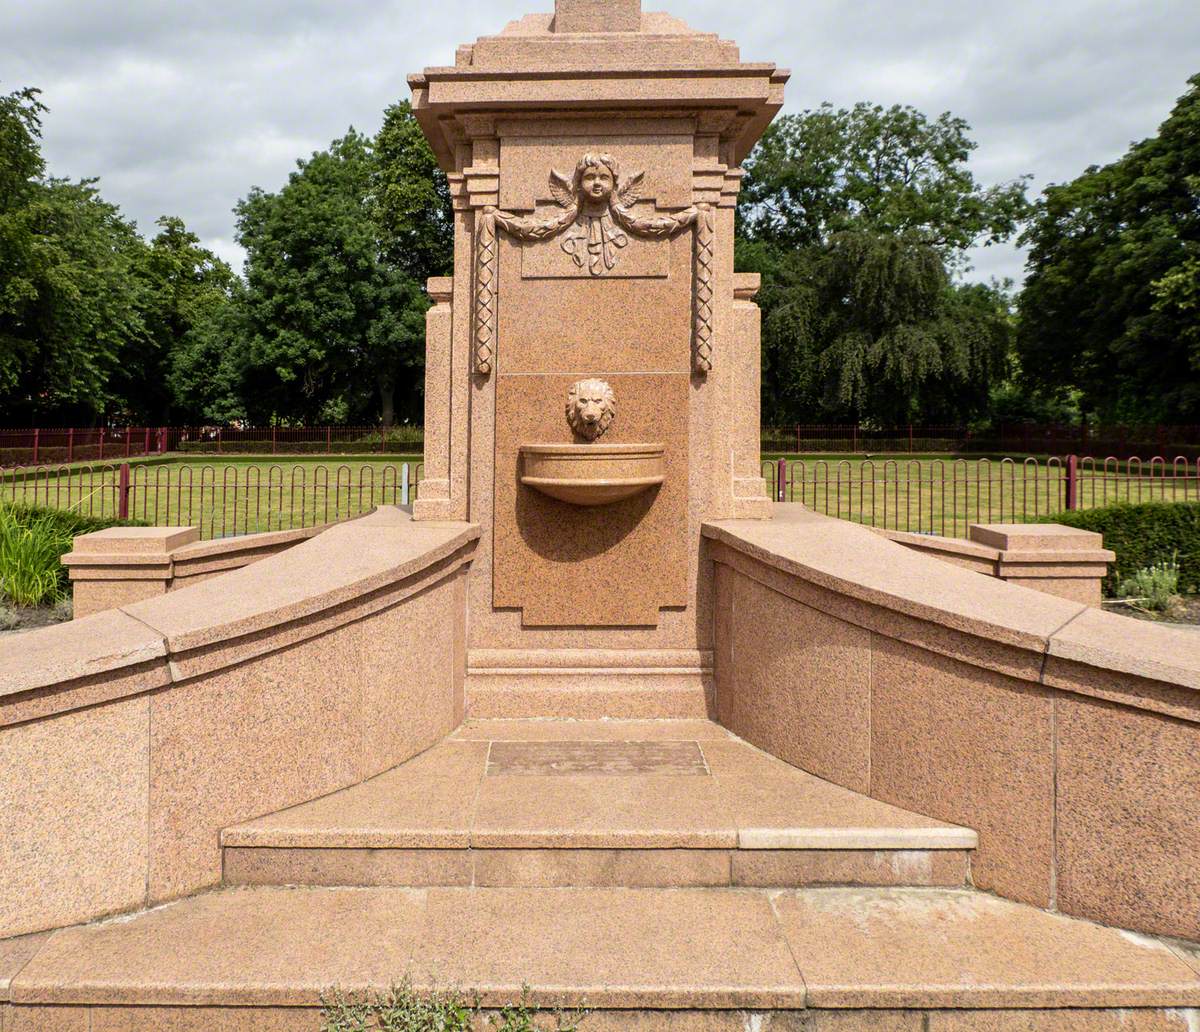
[566,378,616,441]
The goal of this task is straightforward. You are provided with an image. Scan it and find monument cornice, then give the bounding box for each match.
[410,66,786,170]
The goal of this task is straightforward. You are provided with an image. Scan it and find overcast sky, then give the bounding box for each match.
[4,0,1197,285]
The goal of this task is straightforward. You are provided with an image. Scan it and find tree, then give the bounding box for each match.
[233,128,430,426]
[109,217,235,424]
[1018,74,1200,423]
[374,100,453,281]
[227,104,453,428]
[2,173,149,422]
[168,280,253,424]
[2,86,150,421]
[1,88,226,426]
[0,87,49,400]
[738,102,1030,424]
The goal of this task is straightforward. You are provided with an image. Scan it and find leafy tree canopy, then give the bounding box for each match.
[0,87,233,425]
[0,86,49,398]
[219,120,442,426]
[374,100,453,280]
[1018,74,1200,423]
[117,216,236,423]
[738,102,1031,425]
[2,172,148,419]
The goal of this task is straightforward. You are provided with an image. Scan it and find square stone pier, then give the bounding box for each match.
[409,0,789,716]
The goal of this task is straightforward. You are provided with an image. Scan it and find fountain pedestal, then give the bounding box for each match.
[409,0,785,710]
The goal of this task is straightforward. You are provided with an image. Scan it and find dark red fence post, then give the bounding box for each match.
[118,462,131,519]
[67,427,74,463]
[272,426,277,456]
[218,428,223,454]
[143,428,151,455]
[908,424,913,453]
[124,427,131,457]
[99,428,105,461]
[776,457,787,502]
[31,428,39,464]
[326,427,332,453]
[1065,454,1079,511]
[851,424,858,453]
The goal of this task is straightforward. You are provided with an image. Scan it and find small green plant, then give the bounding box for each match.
[1116,554,1181,612]
[0,603,18,631]
[0,505,75,607]
[486,988,588,1032]
[320,982,587,1032]
[0,504,145,610]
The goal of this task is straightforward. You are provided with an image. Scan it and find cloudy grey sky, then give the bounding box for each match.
[4,0,1197,285]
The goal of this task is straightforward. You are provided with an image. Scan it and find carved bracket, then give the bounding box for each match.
[473,154,715,377]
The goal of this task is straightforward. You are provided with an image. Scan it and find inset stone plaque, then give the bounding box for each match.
[486,740,708,776]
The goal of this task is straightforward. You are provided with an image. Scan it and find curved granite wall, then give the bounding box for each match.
[704,504,1200,944]
[0,507,478,939]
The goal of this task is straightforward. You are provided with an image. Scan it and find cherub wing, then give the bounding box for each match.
[617,169,645,207]
[548,169,576,209]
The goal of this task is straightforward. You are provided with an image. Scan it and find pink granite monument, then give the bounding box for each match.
[410,0,787,716]
[3,3,1200,1025]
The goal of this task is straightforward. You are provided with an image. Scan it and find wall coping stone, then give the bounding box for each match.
[969,523,1105,552]
[171,525,323,562]
[706,506,1084,650]
[703,505,1199,709]
[68,527,200,555]
[0,508,479,723]
[0,610,168,700]
[875,528,1000,562]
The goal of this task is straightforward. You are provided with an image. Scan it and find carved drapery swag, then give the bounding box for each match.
[473,154,714,376]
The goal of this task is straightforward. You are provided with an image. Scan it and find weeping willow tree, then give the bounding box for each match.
[738,102,1030,424]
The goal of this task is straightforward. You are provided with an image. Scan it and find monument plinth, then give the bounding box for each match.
[409,0,787,712]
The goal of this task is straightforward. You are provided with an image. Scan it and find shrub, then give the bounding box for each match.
[174,428,424,456]
[1117,556,1181,611]
[0,507,74,607]
[320,983,587,1032]
[0,504,145,608]
[1040,502,1200,596]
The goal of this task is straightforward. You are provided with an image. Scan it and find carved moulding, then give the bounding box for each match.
[473,153,715,377]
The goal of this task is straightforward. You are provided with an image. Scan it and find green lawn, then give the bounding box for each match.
[0,457,424,539]
[764,455,1200,537]
[4,452,1196,540]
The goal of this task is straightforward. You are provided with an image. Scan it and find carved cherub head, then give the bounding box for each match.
[566,378,616,441]
[574,153,619,206]
[549,154,644,215]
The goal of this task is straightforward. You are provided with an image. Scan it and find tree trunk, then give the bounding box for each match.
[379,377,396,428]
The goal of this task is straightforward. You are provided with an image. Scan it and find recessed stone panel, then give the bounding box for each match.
[493,372,689,626]
[497,233,692,375]
[499,132,693,212]
[519,228,669,279]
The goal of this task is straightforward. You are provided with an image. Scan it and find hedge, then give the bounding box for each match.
[1041,502,1200,595]
[176,439,422,456]
[2,504,146,539]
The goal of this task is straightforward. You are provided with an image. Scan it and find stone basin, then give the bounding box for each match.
[520,443,666,506]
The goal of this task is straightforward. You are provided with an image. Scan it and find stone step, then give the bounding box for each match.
[221,720,976,890]
[465,649,714,719]
[7,885,1200,1030]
